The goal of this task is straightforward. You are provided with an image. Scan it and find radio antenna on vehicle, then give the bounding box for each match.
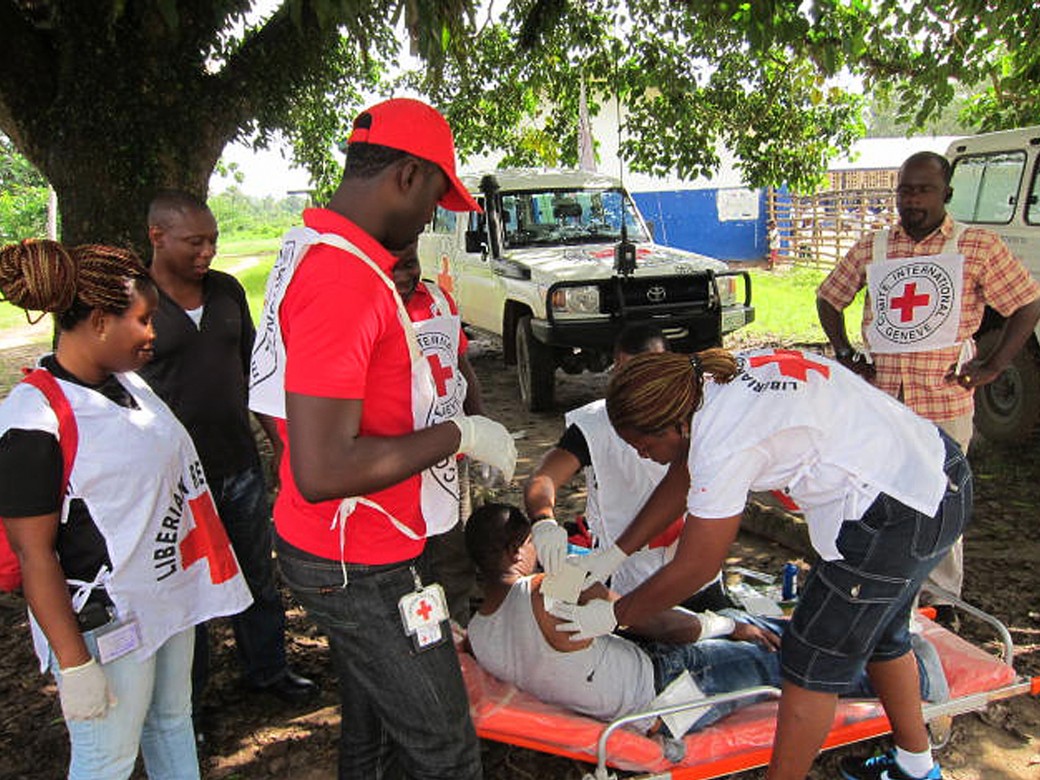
[612,65,637,277]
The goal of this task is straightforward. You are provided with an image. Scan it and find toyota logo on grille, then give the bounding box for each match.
[646,285,667,302]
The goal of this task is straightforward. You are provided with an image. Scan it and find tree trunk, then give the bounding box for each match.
[43,122,225,253]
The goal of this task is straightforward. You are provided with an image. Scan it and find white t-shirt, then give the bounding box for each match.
[468,577,655,723]
[686,349,947,560]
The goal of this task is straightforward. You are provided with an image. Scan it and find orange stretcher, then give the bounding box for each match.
[459,594,1039,780]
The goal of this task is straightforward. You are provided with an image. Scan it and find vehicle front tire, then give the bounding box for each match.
[973,331,1040,445]
[516,315,555,412]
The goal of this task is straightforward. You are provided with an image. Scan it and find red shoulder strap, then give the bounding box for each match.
[21,369,78,492]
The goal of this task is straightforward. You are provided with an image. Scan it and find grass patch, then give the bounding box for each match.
[0,299,41,333]
[217,235,282,259]
[739,266,867,347]
[213,235,280,319]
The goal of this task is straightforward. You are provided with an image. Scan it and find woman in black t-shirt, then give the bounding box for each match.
[0,239,207,779]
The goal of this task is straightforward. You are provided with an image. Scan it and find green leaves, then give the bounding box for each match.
[1,0,1036,246]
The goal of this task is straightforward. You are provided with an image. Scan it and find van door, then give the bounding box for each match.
[947,129,1040,444]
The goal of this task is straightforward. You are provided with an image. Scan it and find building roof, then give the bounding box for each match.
[828,136,958,171]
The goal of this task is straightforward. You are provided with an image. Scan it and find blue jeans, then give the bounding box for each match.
[276,536,481,780]
[642,614,785,733]
[56,627,198,780]
[194,464,286,695]
[643,614,947,736]
[782,429,972,693]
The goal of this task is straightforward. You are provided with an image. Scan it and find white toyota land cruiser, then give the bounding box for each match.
[418,168,754,411]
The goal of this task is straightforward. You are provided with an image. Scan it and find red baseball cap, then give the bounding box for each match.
[346,98,480,213]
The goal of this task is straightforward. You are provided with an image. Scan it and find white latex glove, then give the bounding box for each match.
[57,658,115,720]
[580,543,628,587]
[548,598,618,641]
[531,518,568,575]
[451,416,517,484]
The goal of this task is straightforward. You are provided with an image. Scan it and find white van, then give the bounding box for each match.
[946,127,1040,444]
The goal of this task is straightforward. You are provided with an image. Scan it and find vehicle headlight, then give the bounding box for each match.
[716,276,738,307]
[550,285,600,314]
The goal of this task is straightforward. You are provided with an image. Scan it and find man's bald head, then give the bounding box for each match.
[148,189,210,228]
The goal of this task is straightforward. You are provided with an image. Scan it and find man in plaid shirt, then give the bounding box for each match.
[817,151,1040,623]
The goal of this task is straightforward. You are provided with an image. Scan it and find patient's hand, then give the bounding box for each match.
[730,621,781,651]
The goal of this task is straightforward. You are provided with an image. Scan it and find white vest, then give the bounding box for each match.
[565,400,672,595]
[0,371,252,669]
[247,227,455,546]
[411,282,468,534]
[865,224,966,354]
[468,577,655,723]
[689,349,948,560]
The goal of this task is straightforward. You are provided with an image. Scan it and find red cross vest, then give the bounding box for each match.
[864,223,966,354]
[410,282,466,535]
[0,368,252,669]
[248,228,456,554]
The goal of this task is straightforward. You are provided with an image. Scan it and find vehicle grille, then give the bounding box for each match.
[599,275,713,312]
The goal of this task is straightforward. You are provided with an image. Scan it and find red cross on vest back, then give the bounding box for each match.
[890,281,931,323]
[416,599,433,621]
[427,354,455,396]
[180,491,239,584]
[748,349,831,381]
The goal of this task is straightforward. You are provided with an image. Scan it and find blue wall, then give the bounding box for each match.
[632,189,767,263]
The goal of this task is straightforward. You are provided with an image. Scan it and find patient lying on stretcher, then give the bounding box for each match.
[464,503,949,737]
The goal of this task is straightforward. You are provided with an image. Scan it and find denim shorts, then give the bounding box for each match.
[780,429,971,693]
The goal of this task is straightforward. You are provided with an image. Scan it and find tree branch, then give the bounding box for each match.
[210,2,334,134]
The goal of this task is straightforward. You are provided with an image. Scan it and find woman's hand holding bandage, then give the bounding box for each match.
[579,543,628,588]
[548,598,618,641]
[451,415,517,483]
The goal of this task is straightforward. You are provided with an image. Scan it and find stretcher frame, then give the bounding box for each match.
[464,590,1039,780]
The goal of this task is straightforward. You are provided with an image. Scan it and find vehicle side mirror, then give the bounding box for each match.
[465,229,485,254]
[644,220,656,240]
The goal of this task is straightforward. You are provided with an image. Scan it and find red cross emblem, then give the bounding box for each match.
[437,256,454,294]
[748,349,830,381]
[427,354,455,396]
[889,282,931,323]
[415,599,433,621]
[180,491,239,584]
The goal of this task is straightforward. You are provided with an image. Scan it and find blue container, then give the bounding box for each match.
[782,563,799,600]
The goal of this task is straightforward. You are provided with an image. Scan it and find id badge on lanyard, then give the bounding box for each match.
[397,567,449,651]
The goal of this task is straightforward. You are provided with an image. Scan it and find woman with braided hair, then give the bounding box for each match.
[0,240,251,780]
[548,347,970,780]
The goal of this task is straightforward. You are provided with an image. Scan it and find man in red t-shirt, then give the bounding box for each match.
[257,98,515,780]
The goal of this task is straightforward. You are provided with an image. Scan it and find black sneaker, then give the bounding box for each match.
[839,749,942,780]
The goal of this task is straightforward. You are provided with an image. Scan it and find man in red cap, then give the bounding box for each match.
[249,98,516,779]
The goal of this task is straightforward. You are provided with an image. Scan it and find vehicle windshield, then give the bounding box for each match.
[500,188,649,248]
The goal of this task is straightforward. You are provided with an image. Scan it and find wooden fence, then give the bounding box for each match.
[766,185,899,269]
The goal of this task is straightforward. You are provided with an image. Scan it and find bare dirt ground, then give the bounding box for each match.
[0,334,1037,780]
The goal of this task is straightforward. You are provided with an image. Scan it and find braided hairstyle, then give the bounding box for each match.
[606,348,739,433]
[0,239,152,330]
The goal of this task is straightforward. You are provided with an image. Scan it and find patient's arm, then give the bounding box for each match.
[531,575,779,650]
